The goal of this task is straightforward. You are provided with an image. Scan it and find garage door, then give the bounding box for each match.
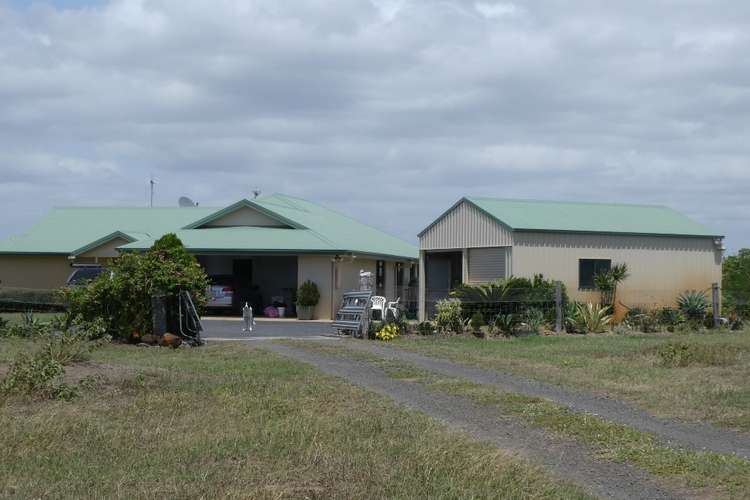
[468,247,508,283]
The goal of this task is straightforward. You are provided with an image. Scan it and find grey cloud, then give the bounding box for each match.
[0,0,748,251]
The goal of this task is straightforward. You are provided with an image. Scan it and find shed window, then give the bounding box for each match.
[579,259,611,289]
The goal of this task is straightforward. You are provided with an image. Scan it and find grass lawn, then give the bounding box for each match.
[0,339,588,499]
[394,330,750,432]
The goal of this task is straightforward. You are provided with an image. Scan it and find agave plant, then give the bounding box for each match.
[572,303,612,334]
[677,290,709,320]
[494,313,518,337]
[521,308,546,334]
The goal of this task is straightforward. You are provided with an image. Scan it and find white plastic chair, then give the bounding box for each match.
[370,296,386,320]
[386,297,401,320]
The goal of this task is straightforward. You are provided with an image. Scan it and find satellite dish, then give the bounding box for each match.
[178,196,196,207]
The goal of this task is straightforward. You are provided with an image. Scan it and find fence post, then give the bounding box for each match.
[712,282,720,329]
[152,293,167,337]
[555,281,562,334]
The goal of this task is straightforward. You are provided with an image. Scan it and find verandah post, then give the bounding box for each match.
[555,281,562,334]
[712,282,720,329]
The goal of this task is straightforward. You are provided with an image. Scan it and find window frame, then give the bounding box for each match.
[578,258,612,290]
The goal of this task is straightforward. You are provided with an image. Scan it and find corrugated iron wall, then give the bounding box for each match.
[420,200,513,250]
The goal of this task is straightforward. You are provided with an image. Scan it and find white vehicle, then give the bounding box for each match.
[207,276,234,309]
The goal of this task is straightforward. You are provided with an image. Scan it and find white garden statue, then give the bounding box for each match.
[242,302,256,333]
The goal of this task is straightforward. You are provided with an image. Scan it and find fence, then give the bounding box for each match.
[426,284,564,332]
[426,282,728,332]
[0,287,67,312]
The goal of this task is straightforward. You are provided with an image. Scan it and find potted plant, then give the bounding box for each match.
[296,280,320,320]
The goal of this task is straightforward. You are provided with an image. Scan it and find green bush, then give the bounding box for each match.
[723,249,750,319]
[469,312,485,333]
[434,299,464,334]
[296,280,320,307]
[625,308,662,333]
[66,234,209,340]
[1,352,67,398]
[658,307,686,332]
[648,342,741,368]
[416,321,436,336]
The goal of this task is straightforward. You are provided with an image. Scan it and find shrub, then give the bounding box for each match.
[66,233,209,340]
[1,315,109,400]
[494,313,518,337]
[416,321,436,336]
[570,303,612,334]
[658,307,686,332]
[375,323,400,341]
[469,312,485,333]
[296,280,320,307]
[625,308,661,333]
[0,316,7,332]
[1,352,66,398]
[0,311,52,338]
[677,290,709,320]
[521,308,545,334]
[648,342,740,368]
[41,316,109,365]
[434,299,464,334]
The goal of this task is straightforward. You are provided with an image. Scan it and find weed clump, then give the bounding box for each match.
[647,341,741,368]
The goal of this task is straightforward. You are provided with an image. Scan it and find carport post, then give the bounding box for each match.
[712,282,720,329]
[555,282,562,334]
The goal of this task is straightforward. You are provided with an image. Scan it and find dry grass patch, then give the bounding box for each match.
[394,331,750,431]
[0,341,589,499]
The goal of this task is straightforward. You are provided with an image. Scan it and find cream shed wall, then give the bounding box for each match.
[513,232,722,306]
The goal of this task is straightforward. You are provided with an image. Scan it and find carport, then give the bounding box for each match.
[197,254,298,315]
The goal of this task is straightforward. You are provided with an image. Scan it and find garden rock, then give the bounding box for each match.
[160,332,182,348]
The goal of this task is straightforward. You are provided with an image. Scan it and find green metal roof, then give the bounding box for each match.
[458,197,720,237]
[119,227,337,253]
[0,194,418,259]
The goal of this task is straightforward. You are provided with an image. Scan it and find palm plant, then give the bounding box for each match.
[677,290,709,320]
[594,263,629,305]
[450,280,511,303]
[572,303,612,334]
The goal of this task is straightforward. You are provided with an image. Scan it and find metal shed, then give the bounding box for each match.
[418,197,724,320]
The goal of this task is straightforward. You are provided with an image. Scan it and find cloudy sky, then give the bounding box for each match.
[1,0,748,251]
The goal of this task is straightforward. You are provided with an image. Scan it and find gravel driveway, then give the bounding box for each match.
[263,342,688,500]
[344,341,750,460]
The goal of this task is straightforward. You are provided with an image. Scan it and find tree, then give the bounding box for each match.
[723,249,750,318]
[66,233,209,340]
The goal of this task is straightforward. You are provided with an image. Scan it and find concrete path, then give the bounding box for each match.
[262,342,686,500]
[344,341,750,460]
[201,318,336,340]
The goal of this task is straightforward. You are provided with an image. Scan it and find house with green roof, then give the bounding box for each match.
[418,197,724,320]
[0,194,418,320]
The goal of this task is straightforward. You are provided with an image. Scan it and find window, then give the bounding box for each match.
[396,262,404,287]
[579,259,611,289]
[376,260,385,295]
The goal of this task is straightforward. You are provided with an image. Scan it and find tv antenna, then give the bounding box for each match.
[252,188,261,199]
[149,175,158,208]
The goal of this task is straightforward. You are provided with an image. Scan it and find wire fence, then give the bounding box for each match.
[425,283,739,331]
[0,287,67,312]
